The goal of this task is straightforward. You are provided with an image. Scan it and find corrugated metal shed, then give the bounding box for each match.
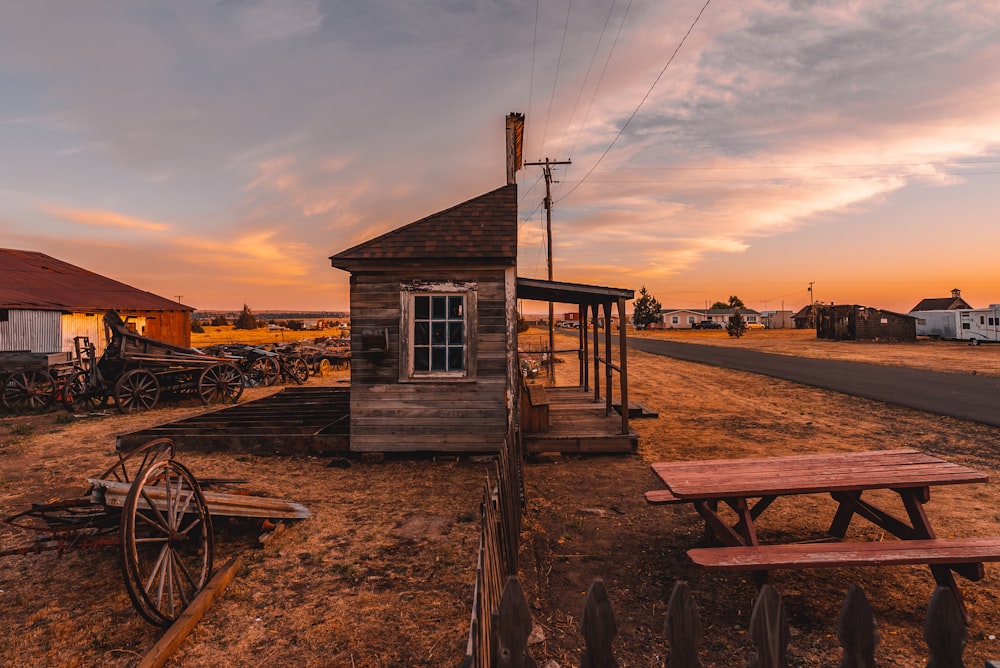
[0,249,193,311]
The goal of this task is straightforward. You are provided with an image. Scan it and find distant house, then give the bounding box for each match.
[763,310,795,329]
[815,304,916,342]
[910,288,972,312]
[0,248,193,354]
[793,305,817,329]
[657,308,762,329]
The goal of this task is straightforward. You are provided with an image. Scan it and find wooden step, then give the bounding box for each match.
[688,537,1000,570]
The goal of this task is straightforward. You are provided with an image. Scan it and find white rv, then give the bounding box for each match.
[911,306,1000,343]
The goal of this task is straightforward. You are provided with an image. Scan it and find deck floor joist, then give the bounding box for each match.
[117,386,351,455]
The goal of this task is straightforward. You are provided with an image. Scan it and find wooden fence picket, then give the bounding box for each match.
[580,578,619,668]
[748,584,788,668]
[837,585,878,668]
[924,586,966,668]
[665,581,703,668]
[493,576,534,668]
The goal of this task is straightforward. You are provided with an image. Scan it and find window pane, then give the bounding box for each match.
[414,321,429,345]
[449,322,463,345]
[449,296,463,318]
[432,322,446,345]
[432,296,446,319]
[448,347,464,370]
[431,348,446,371]
[414,347,429,370]
[414,296,429,320]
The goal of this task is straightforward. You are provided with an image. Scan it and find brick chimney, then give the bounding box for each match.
[951,288,961,299]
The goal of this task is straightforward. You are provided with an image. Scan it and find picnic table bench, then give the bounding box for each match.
[648,448,1000,623]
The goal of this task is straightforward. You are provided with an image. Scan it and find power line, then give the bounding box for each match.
[556,0,713,203]
[541,0,575,151]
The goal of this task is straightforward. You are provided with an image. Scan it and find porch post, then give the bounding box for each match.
[591,303,600,402]
[578,303,588,391]
[603,301,613,416]
[617,297,630,436]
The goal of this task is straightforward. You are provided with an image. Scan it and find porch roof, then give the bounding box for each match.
[516,277,633,305]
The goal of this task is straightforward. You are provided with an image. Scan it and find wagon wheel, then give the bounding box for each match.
[247,356,280,387]
[314,358,331,377]
[120,458,214,626]
[115,369,160,413]
[284,356,310,384]
[197,363,245,405]
[95,437,175,485]
[1,369,56,411]
[61,369,109,412]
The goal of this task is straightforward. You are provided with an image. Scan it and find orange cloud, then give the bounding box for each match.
[42,204,171,232]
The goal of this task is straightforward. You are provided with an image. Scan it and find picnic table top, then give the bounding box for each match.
[651,448,988,499]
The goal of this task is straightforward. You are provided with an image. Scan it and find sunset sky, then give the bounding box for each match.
[2,1,998,314]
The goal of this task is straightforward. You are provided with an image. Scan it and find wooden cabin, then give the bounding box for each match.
[330,186,519,453]
[0,248,193,355]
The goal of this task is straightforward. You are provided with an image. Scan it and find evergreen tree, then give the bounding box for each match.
[726,309,747,338]
[234,304,258,330]
[632,286,662,330]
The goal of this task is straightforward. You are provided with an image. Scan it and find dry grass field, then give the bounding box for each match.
[2,328,999,666]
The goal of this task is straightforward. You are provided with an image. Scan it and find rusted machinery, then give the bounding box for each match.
[1,438,309,626]
[62,311,245,413]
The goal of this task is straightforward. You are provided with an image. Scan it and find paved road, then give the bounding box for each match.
[626,337,1000,428]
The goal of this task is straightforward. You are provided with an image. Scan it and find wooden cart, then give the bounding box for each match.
[62,311,245,413]
[1,350,76,412]
[1,438,309,626]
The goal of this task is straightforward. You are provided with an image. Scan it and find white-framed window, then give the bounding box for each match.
[687,316,695,324]
[400,282,477,381]
[671,315,679,324]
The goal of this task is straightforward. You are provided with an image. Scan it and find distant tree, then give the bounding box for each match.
[711,295,745,310]
[517,315,530,333]
[726,309,747,338]
[234,304,258,330]
[191,320,205,333]
[710,300,728,310]
[210,314,229,326]
[286,319,305,331]
[632,286,662,330]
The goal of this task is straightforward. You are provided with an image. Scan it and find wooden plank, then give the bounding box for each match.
[90,479,310,519]
[138,555,243,668]
[688,537,1000,570]
[645,489,683,504]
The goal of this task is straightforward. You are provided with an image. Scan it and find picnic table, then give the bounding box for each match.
[648,448,1000,622]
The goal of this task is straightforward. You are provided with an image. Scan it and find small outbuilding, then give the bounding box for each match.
[0,249,193,355]
[815,304,916,342]
[910,288,972,312]
[330,185,519,453]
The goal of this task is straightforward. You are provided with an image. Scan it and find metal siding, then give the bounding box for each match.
[59,312,130,356]
[0,309,62,353]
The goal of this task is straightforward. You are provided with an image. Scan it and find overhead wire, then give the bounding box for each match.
[556,0,713,203]
[554,0,620,158]
[541,0,575,152]
[567,0,634,161]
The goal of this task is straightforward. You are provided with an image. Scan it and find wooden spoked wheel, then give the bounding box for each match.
[2,369,56,411]
[120,458,214,627]
[247,357,280,387]
[95,438,175,485]
[61,369,109,412]
[197,363,245,405]
[115,369,160,413]
[284,356,310,384]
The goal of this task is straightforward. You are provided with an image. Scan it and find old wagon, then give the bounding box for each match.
[62,311,245,413]
[1,438,309,626]
[1,350,76,412]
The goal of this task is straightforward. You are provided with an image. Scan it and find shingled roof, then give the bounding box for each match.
[0,249,192,311]
[329,184,517,271]
[910,295,973,312]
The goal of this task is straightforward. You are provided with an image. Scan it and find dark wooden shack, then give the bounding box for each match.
[329,185,518,453]
[815,304,916,342]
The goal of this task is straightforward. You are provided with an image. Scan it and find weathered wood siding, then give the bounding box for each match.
[348,267,512,452]
[129,310,192,348]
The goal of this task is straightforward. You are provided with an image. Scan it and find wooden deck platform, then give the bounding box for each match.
[116,386,350,455]
[522,386,638,454]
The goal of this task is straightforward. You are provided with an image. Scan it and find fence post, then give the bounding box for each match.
[837,585,878,668]
[493,576,534,668]
[748,584,788,668]
[580,578,618,668]
[924,586,966,668]
[665,581,703,668]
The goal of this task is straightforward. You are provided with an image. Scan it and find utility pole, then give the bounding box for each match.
[174,295,184,303]
[808,282,815,306]
[524,157,571,380]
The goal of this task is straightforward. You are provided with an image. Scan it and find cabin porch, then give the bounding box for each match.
[521,385,637,453]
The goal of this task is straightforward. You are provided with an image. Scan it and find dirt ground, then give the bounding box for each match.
[2,329,1000,666]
